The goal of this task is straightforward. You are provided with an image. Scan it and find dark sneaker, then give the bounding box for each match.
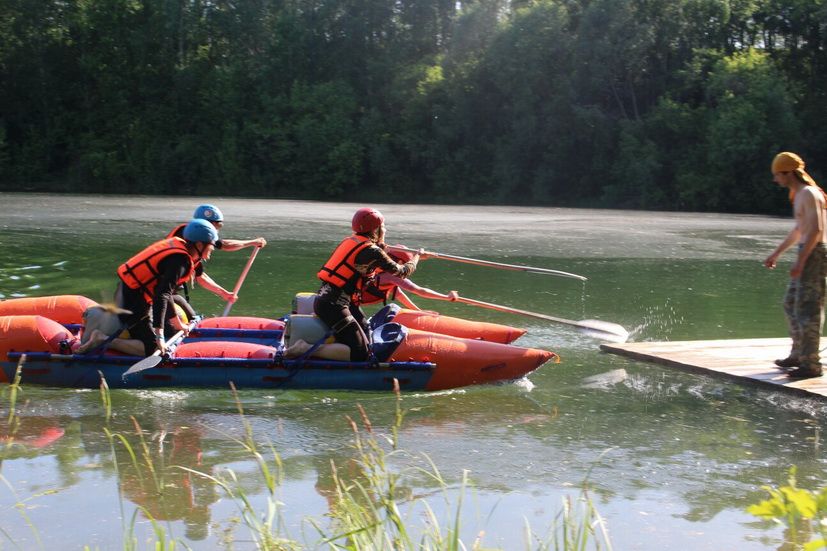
[774,356,800,369]
[786,367,823,379]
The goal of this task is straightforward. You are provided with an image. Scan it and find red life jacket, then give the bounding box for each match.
[354,277,397,305]
[354,249,413,304]
[318,235,378,293]
[117,238,195,302]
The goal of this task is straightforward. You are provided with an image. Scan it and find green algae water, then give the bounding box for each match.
[0,193,823,549]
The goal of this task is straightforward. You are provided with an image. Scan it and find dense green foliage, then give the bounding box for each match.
[2,0,825,212]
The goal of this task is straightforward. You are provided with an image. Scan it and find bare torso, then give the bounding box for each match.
[794,186,827,244]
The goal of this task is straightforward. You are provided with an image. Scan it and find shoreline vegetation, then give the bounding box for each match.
[3,1,826,214]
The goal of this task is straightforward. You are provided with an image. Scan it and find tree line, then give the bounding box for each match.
[1,0,824,213]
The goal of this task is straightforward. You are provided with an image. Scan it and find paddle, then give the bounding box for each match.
[122,324,192,377]
[455,296,630,343]
[221,246,261,317]
[387,245,586,281]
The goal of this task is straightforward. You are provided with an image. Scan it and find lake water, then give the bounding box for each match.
[0,192,823,550]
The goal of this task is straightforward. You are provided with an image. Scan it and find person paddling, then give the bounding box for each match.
[168,204,267,252]
[78,219,234,357]
[309,208,423,361]
[764,152,827,379]
[357,248,458,310]
[168,204,266,316]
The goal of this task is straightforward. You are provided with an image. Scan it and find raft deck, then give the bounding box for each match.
[600,337,827,399]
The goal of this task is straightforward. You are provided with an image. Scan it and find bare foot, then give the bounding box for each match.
[283,339,312,358]
[77,329,107,354]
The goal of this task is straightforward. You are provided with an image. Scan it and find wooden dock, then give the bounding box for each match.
[600,338,827,399]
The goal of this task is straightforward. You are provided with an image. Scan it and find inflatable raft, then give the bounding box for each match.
[0,295,557,391]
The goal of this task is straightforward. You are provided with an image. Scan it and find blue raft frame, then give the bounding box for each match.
[2,351,436,390]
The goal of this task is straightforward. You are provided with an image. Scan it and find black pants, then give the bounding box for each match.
[117,282,155,356]
[313,296,371,361]
[117,282,183,356]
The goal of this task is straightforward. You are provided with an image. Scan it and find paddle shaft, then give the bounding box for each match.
[455,297,584,328]
[388,245,586,281]
[222,246,260,317]
[454,296,628,340]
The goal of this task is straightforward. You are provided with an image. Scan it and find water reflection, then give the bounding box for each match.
[0,416,65,460]
[112,424,216,541]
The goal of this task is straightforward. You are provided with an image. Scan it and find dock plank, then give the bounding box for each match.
[600,338,827,399]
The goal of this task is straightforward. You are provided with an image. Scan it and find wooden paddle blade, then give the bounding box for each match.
[578,319,629,343]
[122,353,162,376]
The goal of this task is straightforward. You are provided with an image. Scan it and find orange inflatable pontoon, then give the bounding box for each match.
[0,295,98,325]
[382,326,556,391]
[372,304,526,344]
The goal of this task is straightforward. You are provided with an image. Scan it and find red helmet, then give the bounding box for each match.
[352,207,385,233]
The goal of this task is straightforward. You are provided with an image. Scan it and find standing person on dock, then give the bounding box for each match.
[764,152,827,379]
[311,208,423,361]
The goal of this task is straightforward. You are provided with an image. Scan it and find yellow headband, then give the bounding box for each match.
[772,151,805,173]
[772,151,823,202]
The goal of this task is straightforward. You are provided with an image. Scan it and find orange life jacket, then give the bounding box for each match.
[318,235,377,293]
[166,223,187,240]
[117,238,195,302]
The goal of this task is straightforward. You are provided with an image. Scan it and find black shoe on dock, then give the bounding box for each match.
[774,357,800,369]
[786,367,823,379]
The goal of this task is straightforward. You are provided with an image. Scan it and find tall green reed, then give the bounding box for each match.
[97,373,182,551]
[179,382,299,550]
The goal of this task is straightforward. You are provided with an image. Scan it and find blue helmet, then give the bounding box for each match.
[193,204,224,223]
[182,218,219,244]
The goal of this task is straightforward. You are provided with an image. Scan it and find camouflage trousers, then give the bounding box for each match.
[783,243,827,369]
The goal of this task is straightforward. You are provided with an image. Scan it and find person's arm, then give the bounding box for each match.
[359,245,421,278]
[152,256,190,345]
[765,227,801,269]
[195,272,237,303]
[393,288,420,310]
[395,277,459,302]
[217,237,267,252]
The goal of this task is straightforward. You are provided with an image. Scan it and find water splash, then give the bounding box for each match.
[621,372,682,402]
[513,377,535,391]
[627,299,685,341]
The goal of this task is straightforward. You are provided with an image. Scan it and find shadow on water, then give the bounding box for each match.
[0,194,821,549]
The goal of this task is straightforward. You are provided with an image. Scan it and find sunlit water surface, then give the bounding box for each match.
[0,193,823,550]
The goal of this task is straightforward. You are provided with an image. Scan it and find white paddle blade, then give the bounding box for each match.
[578,320,629,343]
[123,354,162,377]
